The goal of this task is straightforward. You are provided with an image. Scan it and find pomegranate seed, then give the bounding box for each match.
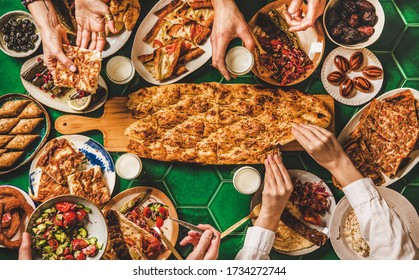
[36,73,41,77]
[37,57,42,62]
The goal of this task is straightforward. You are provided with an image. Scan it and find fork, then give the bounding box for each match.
[139,206,183,260]
[221,204,261,239]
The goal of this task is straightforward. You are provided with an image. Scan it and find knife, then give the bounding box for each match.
[156,227,184,260]
[169,217,205,234]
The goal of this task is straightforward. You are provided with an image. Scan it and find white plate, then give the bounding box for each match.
[0,185,35,248]
[21,55,108,114]
[321,47,383,106]
[337,88,419,187]
[102,28,132,58]
[29,135,116,202]
[323,0,385,49]
[103,186,179,260]
[251,169,336,256]
[330,187,419,260]
[131,0,212,85]
[26,194,108,260]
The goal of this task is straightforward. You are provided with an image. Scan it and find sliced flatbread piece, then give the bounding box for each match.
[9,118,43,135]
[109,0,141,31]
[4,134,39,150]
[186,0,213,9]
[274,220,314,252]
[67,166,110,205]
[143,19,173,47]
[115,210,165,260]
[155,0,190,25]
[31,171,70,203]
[103,209,132,260]
[18,102,43,119]
[182,6,214,27]
[167,22,211,45]
[0,151,23,168]
[36,138,85,184]
[0,118,20,134]
[0,100,30,117]
[53,45,102,93]
[154,41,182,81]
[0,135,15,148]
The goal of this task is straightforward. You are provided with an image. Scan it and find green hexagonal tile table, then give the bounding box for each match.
[0,0,418,260]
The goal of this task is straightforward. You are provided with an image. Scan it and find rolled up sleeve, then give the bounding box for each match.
[235,226,275,260]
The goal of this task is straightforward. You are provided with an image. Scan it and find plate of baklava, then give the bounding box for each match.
[0,94,50,174]
[29,135,115,206]
[20,55,108,114]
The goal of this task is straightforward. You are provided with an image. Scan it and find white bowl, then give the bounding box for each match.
[0,11,41,58]
[26,195,108,260]
[323,0,385,49]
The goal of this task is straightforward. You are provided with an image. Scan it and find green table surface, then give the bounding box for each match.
[0,0,418,260]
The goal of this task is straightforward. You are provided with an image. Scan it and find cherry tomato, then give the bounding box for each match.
[75,209,87,221]
[153,39,164,48]
[64,254,74,260]
[166,43,177,55]
[72,239,89,250]
[143,207,152,218]
[158,207,168,219]
[42,230,52,240]
[54,214,63,227]
[82,245,97,257]
[63,211,76,222]
[63,247,71,256]
[55,202,72,213]
[155,216,164,228]
[48,239,59,250]
[76,252,86,260]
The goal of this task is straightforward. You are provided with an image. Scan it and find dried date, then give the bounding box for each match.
[326,7,339,29]
[349,14,360,28]
[362,11,377,26]
[327,71,346,85]
[353,76,372,92]
[357,25,374,37]
[349,51,364,71]
[362,66,383,79]
[334,55,350,73]
[340,77,355,97]
[331,21,347,38]
[343,27,368,43]
[342,1,357,14]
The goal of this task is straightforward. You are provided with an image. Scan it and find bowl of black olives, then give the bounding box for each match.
[0,11,41,57]
[323,0,385,49]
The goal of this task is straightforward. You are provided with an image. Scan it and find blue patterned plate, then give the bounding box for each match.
[29,135,115,202]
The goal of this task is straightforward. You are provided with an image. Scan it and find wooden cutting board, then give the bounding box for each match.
[55,95,335,152]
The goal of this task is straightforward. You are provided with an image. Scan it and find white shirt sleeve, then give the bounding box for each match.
[343,178,419,260]
[235,226,275,260]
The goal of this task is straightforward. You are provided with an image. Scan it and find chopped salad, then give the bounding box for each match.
[30,201,103,260]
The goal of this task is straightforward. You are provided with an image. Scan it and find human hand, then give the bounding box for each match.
[179,224,221,260]
[254,154,293,232]
[18,232,32,260]
[210,0,255,80]
[292,124,363,187]
[283,0,326,32]
[28,1,76,73]
[75,0,117,51]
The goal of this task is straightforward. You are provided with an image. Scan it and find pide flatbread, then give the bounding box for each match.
[53,45,102,93]
[274,221,314,252]
[154,40,182,81]
[67,166,110,205]
[126,83,332,164]
[167,22,211,45]
[36,138,84,184]
[109,0,140,31]
[31,171,70,203]
[104,210,166,260]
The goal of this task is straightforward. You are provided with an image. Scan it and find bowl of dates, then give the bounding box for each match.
[0,11,41,58]
[323,0,384,49]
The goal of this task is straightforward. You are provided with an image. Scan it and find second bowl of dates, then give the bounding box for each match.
[323,0,384,49]
[0,11,41,58]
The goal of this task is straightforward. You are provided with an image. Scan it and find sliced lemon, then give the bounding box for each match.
[67,95,92,111]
